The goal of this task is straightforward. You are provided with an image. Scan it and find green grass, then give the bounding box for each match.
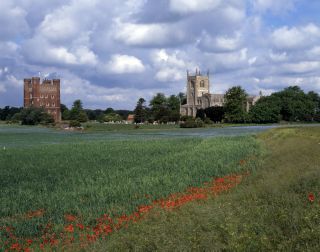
[82,122,180,132]
[92,126,320,251]
[0,127,261,242]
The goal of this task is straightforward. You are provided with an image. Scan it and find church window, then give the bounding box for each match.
[51,95,55,99]
[52,102,55,106]
[200,80,205,87]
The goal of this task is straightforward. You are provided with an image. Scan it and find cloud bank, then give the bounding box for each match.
[0,0,319,109]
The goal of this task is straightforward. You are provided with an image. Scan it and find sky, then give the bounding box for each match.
[0,0,320,110]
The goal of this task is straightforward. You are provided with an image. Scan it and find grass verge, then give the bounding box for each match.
[92,126,320,251]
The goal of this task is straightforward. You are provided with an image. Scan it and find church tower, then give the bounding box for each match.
[184,69,210,117]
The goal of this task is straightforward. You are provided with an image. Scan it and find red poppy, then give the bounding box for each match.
[64,224,74,233]
[308,193,315,203]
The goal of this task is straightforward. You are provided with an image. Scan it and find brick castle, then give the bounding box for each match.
[24,77,61,122]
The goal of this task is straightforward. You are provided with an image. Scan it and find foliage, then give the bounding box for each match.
[224,86,248,123]
[180,117,204,128]
[178,92,187,105]
[103,113,123,122]
[134,98,147,123]
[205,106,225,123]
[249,86,319,123]
[60,104,69,120]
[69,100,88,122]
[69,120,81,127]
[273,86,317,121]
[249,96,281,123]
[85,109,104,121]
[196,108,206,120]
[105,107,115,114]
[0,106,22,121]
[18,107,54,125]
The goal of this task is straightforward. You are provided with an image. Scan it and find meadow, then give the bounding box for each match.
[0,125,263,250]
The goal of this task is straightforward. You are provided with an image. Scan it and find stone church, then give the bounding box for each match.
[180,70,261,117]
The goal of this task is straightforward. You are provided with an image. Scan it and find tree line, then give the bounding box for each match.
[1,86,319,126]
[133,93,185,123]
[196,85,320,124]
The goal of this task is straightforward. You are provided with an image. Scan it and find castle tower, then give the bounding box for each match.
[23,77,61,122]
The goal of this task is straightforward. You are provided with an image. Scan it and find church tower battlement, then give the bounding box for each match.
[186,69,210,107]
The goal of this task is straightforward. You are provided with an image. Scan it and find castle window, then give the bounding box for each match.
[200,80,205,87]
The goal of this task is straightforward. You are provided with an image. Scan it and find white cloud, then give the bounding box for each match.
[105,54,145,74]
[114,20,186,47]
[23,36,98,66]
[281,61,320,74]
[221,5,246,23]
[269,50,288,62]
[0,1,29,39]
[169,0,221,14]
[271,23,320,50]
[151,49,197,82]
[199,32,242,52]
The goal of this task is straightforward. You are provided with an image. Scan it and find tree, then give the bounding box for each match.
[249,96,281,123]
[196,108,206,120]
[0,106,22,121]
[104,113,122,122]
[69,100,88,122]
[205,106,225,123]
[150,93,168,122]
[105,107,115,114]
[178,92,187,105]
[224,86,248,123]
[134,98,147,123]
[19,108,54,125]
[167,95,181,122]
[273,86,316,121]
[61,104,70,120]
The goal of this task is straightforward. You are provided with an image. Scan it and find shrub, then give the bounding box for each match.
[180,118,204,128]
[19,108,54,125]
[69,120,81,127]
[204,117,213,124]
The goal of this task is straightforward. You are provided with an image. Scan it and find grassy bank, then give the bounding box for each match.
[0,129,260,250]
[92,126,320,251]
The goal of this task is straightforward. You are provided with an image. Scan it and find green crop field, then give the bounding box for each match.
[0,125,263,250]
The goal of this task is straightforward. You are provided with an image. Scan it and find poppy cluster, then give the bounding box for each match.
[0,172,248,251]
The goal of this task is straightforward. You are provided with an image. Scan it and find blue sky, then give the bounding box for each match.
[0,0,319,109]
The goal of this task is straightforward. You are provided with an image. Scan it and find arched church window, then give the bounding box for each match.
[200,80,205,87]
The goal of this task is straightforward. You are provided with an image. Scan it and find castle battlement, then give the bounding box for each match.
[23,77,61,122]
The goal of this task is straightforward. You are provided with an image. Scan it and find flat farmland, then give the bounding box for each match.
[0,125,263,249]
